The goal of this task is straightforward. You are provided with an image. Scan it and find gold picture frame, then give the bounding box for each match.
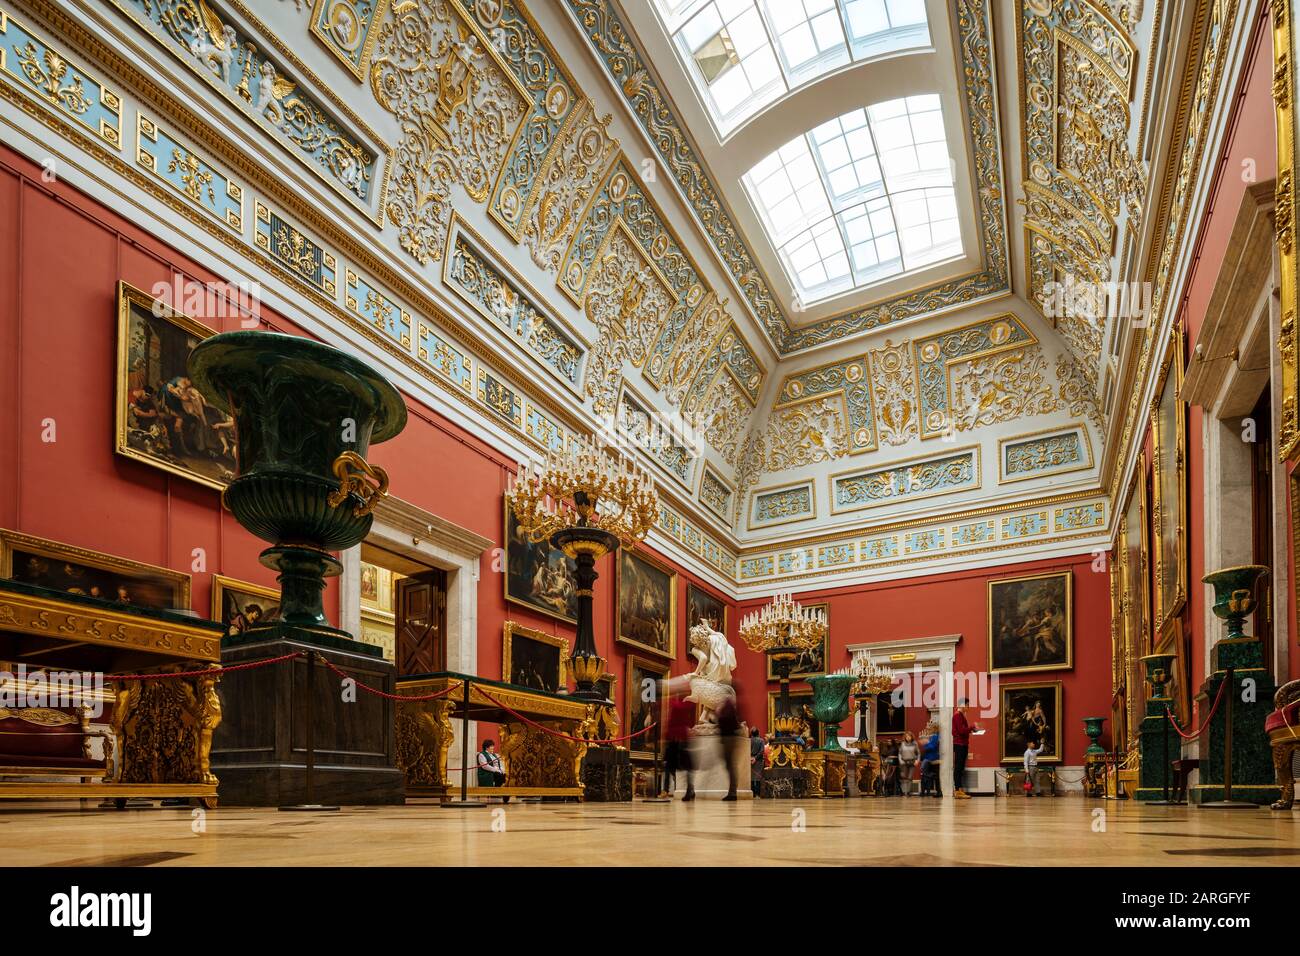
[767,688,819,745]
[211,573,281,638]
[998,680,1063,765]
[502,621,569,694]
[1,528,190,611]
[115,281,238,492]
[1154,615,1189,727]
[503,497,578,624]
[625,653,669,760]
[765,603,829,680]
[1150,324,1187,637]
[987,570,1073,674]
[1119,454,1150,752]
[685,583,728,636]
[1272,2,1300,464]
[615,547,677,660]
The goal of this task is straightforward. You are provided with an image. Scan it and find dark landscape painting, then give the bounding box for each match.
[988,571,1072,674]
[505,502,578,623]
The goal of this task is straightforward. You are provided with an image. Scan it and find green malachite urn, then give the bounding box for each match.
[188,331,407,646]
[1204,565,1268,641]
[809,674,854,752]
[1082,716,1107,757]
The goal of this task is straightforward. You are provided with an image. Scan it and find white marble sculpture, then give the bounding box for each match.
[684,619,737,733]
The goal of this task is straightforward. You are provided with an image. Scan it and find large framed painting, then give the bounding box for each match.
[875,691,907,736]
[998,681,1062,765]
[768,689,820,746]
[212,574,281,638]
[504,498,578,624]
[1150,325,1187,636]
[1154,616,1190,727]
[987,571,1072,674]
[1274,4,1300,466]
[766,603,828,680]
[686,583,727,634]
[625,654,669,760]
[115,281,238,491]
[502,621,568,694]
[0,528,190,611]
[1118,457,1150,752]
[616,548,677,660]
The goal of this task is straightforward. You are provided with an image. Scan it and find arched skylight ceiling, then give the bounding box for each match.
[741,97,960,305]
[654,0,931,137]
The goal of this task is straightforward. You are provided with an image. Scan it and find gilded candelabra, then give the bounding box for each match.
[851,656,894,753]
[740,593,826,770]
[507,436,657,702]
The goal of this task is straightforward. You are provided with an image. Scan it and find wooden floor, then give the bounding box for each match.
[0,796,1296,866]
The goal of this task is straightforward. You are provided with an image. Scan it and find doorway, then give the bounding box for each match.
[358,542,448,674]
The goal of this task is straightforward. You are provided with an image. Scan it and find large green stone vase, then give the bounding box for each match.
[1082,716,1107,757]
[189,331,406,644]
[809,674,854,752]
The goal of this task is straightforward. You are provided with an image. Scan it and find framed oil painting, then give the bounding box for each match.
[1150,325,1186,636]
[875,691,906,736]
[768,689,820,746]
[987,571,1072,674]
[1274,2,1300,466]
[212,574,281,638]
[998,681,1062,764]
[686,583,727,634]
[1,528,190,611]
[593,672,616,705]
[115,281,238,491]
[504,498,578,624]
[766,603,828,680]
[616,548,677,660]
[1154,617,1189,727]
[1119,457,1150,752]
[502,621,568,694]
[626,654,669,760]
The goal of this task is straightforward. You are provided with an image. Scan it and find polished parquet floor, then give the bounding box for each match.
[0,795,1297,866]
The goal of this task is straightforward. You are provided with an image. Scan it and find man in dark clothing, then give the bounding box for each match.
[665,696,696,800]
[749,727,764,797]
[952,699,979,799]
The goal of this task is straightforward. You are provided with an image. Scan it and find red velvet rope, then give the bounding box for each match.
[473,685,656,745]
[317,657,465,702]
[1164,676,1228,741]
[110,651,304,681]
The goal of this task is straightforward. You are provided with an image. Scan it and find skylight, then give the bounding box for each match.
[742,96,962,305]
[656,0,931,135]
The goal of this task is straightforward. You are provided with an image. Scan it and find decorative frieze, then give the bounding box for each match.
[254,201,336,296]
[831,449,980,515]
[346,268,411,349]
[135,113,242,232]
[999,425,1094,483]
[750,481,815,530]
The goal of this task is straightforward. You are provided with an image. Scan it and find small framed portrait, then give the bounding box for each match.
[625,654,670,760]
[593,672,617,704]
[1,528,190,611]
[616,548,677,660]
[504,498,578,623]
[686,583,727,634]
[502,621,568,694]
[875,691,906,736]
[999,681,1063,764]
[987,570,1072,674]
[767,603,828,680]
[212,574,281,638]
[115,281,238,491]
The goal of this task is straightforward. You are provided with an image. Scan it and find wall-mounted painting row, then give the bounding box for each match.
[504,498,577,624]
[502,621,568,694]
[616,548,677,660]
[626,653,669,760]
[987,570,1072,674]
[998,681,1062,765]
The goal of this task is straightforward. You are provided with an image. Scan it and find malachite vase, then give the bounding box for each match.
[189,331,406,641]
[1140,653,1175,702]
[809,674,854,751]
[1202,565,1268,640]
[1082,716,1107,756]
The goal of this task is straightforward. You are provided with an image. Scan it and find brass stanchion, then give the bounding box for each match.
[441,677,486,808]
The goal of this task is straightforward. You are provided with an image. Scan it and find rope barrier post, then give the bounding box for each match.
[441,676,485,809]
[280,649,339,812]
[1200,666,1257,810]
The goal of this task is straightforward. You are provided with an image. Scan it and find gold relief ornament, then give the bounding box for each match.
[16,42,93,115]
[395,697,453,788]
[327,451,390,517]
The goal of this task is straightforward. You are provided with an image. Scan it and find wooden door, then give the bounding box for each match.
[396,570,447,675]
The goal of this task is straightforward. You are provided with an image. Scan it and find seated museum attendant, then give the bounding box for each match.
[477,739,505,788]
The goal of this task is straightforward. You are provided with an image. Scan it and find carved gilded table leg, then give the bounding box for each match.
[396,698,453,794]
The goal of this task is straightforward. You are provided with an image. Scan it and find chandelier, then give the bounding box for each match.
[739,591,826,652]
[507,435,658,553]
[852,655,894,697]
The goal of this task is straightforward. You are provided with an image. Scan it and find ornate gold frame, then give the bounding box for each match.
[685,582,729,637]
[502,496,577,625]
[766,603,829,681]
[748,478,817,530]
[308,0,392,81]
[114,280,229,492]
[624,653,669,760]
[1155,615,1189,726]
[210,573,280,634]
[767,688,818,743]
[1150,324,1187,636]
[997,680,1063,765]
[996,424,1095,484]
[986,570,1074,675]
[0,527,190,610]
[502,620,569,693]
[828,444,982,515]
[1119,452,1150,752]
[615,547,678,660]
[1273,0,1300,463]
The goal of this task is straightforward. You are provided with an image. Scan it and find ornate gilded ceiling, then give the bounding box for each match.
[1,0,1219,589]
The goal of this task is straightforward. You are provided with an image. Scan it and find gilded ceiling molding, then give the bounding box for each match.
[369,0,530,266]
[1017,0,1147,390]
[829,446,982,515]
[949,345,1060,432]
[310,0,390,81]
[564,0,1010,355]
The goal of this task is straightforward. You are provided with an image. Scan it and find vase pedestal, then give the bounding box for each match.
[210,630,404,806]
[802,749,847,797]
[1189,640,1279,806]
[581,746,632,802]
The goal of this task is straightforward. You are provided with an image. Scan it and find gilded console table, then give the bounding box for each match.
[803,750,847,797]
[396,672,607,801]
[0,579,223,807]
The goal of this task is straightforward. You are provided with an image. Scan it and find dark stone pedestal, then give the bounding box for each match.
[581,746,632,802]
[1189,640,1280,806]
[1135,709,1176,802]
[761,766,808,799]
[211,633,404,806]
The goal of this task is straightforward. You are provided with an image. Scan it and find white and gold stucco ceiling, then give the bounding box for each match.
[1,0,1224,590]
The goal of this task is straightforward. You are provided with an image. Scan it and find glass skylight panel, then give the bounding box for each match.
[654,0,932,136]
[742,94,961,304]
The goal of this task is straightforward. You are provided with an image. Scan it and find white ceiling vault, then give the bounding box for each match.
[13,0,1224,591]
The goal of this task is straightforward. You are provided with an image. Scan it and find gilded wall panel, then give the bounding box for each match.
[949,345,1060,432]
